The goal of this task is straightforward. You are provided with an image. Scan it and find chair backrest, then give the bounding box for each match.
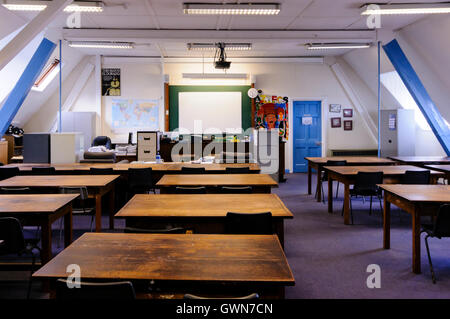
[175,186,207,194]
[226,212,273,235]
[323,160,347,180]
[354,171,383,192]
[91,136,112,149]
[0,187,31,194]
[55,279,136,299]
[225,167,251,174]
[31,167,56,175]
[0,167,19,181]
[184,293,259,300]
[90,167,114,175]
[181,167,206,174]
[128,168,152,189]
[433,204,450,238]
[0,217,25,255]
[124,226,186,234]
[220,186,253,194]
[402,170,431,185]
[59,187,88,200]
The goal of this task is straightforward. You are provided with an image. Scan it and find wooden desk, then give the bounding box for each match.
[0,175,119,232]
[305,156,395,202]
[0,194,78,265]
[424,165,450,181]
[326,165,444,225]
[389,156,450,167]
[380,184,450,274]
[115,194,293,246]
[156,174,278,193]
[32,233,295,299]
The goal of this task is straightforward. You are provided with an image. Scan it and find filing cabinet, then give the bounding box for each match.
[137,131,160,162]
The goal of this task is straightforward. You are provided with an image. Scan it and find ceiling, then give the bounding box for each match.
[7,0,439,57]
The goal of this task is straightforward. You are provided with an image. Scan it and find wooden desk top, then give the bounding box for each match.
[115,194,293,219]
[424,165,450,173]
[305,156,395,164]
[156,174,278,187]
[33,233,295,285]
[378,185,450,203]
[0,194,78,214]
[0,175,119,188]
[325,165,444,176]
[389,156,450,164]
[4,162,260,172]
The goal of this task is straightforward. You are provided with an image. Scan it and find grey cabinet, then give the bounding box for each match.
[380,109,415,157]
[62,112,96,148]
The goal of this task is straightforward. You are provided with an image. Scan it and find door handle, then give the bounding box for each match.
[315,141,322,146]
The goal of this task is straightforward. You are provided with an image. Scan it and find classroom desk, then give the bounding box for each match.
[0,194,78,265]
[32,233,295,299]
[305,156,395,202]
[156,174,278,193]
[379,184,450,274]
[424,165,450,181]
[115,194,293,246]
[0,175,119,232]
[389,156,450,167]
[325,165,444,225]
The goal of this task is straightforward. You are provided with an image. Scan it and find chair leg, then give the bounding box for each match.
[369,196,373,216]
[424,235,437,284]
[321,183,325,204]
[90,215,94,232]
[350,197,354,225]
[336,182,340,198]
[58,218,64,248]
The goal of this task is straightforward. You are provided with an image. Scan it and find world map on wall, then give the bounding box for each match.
[111,99,159,132]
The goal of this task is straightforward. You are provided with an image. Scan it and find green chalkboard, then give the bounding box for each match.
[169,85,252,131]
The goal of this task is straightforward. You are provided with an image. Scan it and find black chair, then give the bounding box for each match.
[225,167,251,174]
[91,136,112,150]
[124,226,186,234]
[316,160,347,203]
[402,170,431,184]
[421,204,450,284]
[347,171,383,225]
[184,293,259,299]
[31,167,56,175]
[55,279,136,299]
[90,167,114,175]
[181,167,206,174]
[0,167,19,181]
[0,187,31,194]
[128,168,155,197]
[225,212,272,235]
[175,186,207,194]
[0,217,40,299]
[220,186,253,194]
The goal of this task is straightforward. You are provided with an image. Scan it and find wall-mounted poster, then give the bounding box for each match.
[343,109,353,117]
[102,68,121,96]
[255,94,288,140]
[331,117,341,128]
[344,120,353,131]
[111,99,159,133]
[329,104,341,113]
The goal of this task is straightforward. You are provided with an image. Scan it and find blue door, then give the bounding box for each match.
[293,101,322,173]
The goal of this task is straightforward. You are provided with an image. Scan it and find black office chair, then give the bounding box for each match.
[0,187,31,194]
[0,167,19,181]
[91,136,112,150]
[90,167,114,175]
[55,279,136,299]
[220,186,253,194]
[346,171,384,225]
[225,212,273,235]
[184,293,259,299]
[225,167,251,174]
[128,168,155,197]
[0,217,41,299]
[31,167,56,175]
[421,204,450,284]
[124,226,186,234]
[402,170,431,184]
[175,186,207,194]
[181,167,206,174]
[316,160,347,203]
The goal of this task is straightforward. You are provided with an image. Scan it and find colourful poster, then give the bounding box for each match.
[255,94,288,140]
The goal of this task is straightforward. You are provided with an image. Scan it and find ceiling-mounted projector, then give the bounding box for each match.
[214,42,231,69]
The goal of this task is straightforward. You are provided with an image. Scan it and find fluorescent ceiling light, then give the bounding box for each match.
[182,73,248,79]
[183,3,280,15]
[187,43,252,51]
[361,3,450,15]
[69,41,134,49]
[306,43,371,50]
[2,1,104,12]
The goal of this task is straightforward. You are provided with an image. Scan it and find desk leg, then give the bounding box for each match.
[383,197,390,249]
[95,194,102,232]
[109,187,115,230]
[343,183,350,225]
[307,164,312,195]
[412,208,421,274]
[328,176,333,211]
[316,167,322,202]
[41,221,52,265]
[64,206,73,247]
[274,220,284,249]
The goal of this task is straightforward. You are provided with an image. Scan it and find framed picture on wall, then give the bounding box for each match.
[343,109,353,117]
[344,120,353,131]
[331,117,341,128]
[329,104,341,113]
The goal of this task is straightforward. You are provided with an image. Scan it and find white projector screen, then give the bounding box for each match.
[178,91,242,133]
